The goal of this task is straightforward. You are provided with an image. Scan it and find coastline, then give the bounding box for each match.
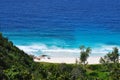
[34,56,101,64]
[18,44,120,64]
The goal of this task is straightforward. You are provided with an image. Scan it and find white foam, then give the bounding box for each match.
[17,44,80,57]
[16,43,120,58]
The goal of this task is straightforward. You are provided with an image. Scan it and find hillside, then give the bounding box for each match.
[0,33,120,80]
[0,33,35,79]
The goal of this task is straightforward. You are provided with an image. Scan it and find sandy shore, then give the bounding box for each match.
[34,56,101,64]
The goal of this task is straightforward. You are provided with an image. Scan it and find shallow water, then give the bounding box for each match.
[0,0,120,57]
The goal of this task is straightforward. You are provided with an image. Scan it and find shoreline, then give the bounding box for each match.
[34,56,101,64]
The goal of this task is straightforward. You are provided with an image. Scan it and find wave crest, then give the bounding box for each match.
[17,43,120,58]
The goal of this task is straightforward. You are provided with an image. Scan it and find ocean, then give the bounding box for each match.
[0,0,120,57]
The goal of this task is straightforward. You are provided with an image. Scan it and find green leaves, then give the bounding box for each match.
[0,33,34,79]
[0,32,120,80]
[100,47,120,80]
[4,65,32,80]
[100,47,119,64]
[80,46,91,65]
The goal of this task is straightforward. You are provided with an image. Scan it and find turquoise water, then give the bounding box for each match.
[0,0,120,57]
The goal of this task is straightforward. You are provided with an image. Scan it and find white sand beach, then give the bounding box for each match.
[34,56,101,64]
[18,44,120,64]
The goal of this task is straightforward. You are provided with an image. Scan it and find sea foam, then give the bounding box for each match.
[17,43,120,58]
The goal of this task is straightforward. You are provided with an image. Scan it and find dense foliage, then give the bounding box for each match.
[0,33,120,80]
[0,33,35,79]
[100,47,120,80]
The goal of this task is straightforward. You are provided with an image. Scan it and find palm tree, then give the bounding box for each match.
[100,47,119,63]
[111,47,119,63]
[99,47,120,80]
[80,46,91,65]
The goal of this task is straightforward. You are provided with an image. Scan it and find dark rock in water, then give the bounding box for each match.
[41,55,48,57]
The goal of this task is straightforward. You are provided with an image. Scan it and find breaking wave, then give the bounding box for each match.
[16,43,120,58]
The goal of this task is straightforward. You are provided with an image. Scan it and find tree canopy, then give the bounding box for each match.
[80,46,91,65]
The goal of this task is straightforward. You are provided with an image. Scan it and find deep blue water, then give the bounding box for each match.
[0,0,120,56]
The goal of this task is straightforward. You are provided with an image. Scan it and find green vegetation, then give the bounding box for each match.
[100,47,119,64]
[79,46,91,65]
[0,33,35,79]
[0,33,120,80]
[100,47,120,80]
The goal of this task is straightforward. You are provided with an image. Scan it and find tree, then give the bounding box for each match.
[99,47,120,80]
[109,66,120,80]
[71,66,86,80]
[110,47,119,63]
[80,46,91,65]
[100,47,119,64]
